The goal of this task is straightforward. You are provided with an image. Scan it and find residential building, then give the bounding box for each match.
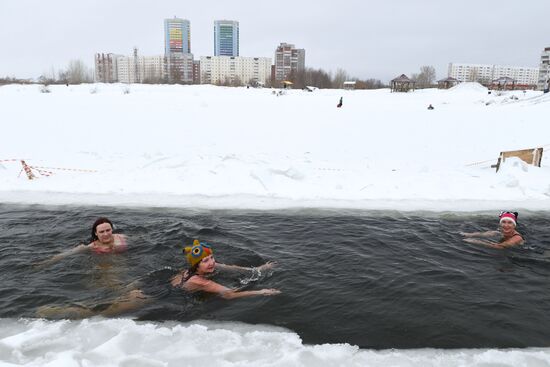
[193,60,201,84]
[200,56,271,86]
[274,43,305,81]
[94,53,122,83]
[214,20,239,57]
[165,53,194,83]
[538,47,550,91]
[117,55,165,84]
[164,17,191,54]
[164,17,194,83]
[448,63,538,86]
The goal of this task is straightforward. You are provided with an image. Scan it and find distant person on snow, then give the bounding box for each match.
[461,211,524,249]
[337,97,343,108]
[37,217,128,266]
[427,104,434,110]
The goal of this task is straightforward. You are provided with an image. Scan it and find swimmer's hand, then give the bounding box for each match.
[259,288,281,296]
[258,261,277,272]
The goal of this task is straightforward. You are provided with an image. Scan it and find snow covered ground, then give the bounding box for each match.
[1,82,549,210]
[2,83,550,365]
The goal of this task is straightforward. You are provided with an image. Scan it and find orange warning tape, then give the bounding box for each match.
[29,165,98,173]
[1,159,98,180]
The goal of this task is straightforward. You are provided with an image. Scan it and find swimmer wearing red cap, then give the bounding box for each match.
[461,211,524,249]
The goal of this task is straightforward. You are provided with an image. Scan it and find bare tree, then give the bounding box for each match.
[301,68,332,89]
[415,66,436,88]
[230,75,242,87]
[66,59,92,84]
[468,68,479,83]
[332,68,349,89]
[356,79,385,89]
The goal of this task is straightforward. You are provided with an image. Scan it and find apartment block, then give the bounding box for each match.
[117,55,165,84]
[448,63,538,86]
[538,47,550,91]
[200,56,271,86]
[274,43,305,81]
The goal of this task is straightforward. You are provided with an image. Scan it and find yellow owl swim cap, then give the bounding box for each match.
[183,239,213,267]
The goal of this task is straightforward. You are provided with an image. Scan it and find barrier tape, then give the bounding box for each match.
[1,159,97,180]
[464,159,495,167]
[29,166,98,173]
[33,167,54,177]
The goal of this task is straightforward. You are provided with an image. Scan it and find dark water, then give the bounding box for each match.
[1,204,550,349]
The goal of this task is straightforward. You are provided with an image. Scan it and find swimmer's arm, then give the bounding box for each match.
[187,277,280,299]
[460,230,499,238]
[36,243,90,267]
[492,236,524,249]
[217,261,277,272]
[463,237,522,249]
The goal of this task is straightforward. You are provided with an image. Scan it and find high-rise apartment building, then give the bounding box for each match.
[200,56,271,86]
[274,43,305,81]
[214,20,239,57]
[537,47,550,91]
[448,63,538,86]
[164,17,194,83]
[164,17,191,54]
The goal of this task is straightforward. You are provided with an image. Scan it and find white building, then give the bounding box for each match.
[117,55,165,84]
[199,56,271,86]
[448,63,539,86]
[538,47,550,91]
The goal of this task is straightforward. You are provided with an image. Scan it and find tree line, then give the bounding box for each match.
[2,60,437,89]
[288,67,385,89]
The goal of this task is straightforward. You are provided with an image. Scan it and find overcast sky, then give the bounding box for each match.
[1,0,549,82]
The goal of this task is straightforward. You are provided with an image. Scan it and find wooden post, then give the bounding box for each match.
[20,160,36,180]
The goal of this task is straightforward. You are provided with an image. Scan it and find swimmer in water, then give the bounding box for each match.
[170,240,281,299]
[461,211,524,249]
[36,239,280,319]
[38,217,128,266]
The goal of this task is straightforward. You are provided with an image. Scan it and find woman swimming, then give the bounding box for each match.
[38,217,128,266]
[170,240,280,299]
[461,211,524,249]
[37,239,280,319]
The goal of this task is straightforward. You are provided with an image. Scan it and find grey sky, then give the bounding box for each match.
[1,0,548,82]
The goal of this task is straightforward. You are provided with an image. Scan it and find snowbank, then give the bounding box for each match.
[1,83,549,210]
[2,318,550,367]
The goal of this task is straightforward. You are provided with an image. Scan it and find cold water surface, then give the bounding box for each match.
[1,204,550,349]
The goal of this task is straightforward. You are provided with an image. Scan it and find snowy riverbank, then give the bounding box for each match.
[1,83,549,210]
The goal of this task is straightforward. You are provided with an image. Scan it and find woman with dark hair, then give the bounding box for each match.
[38,217,128,266]
[461,211,524,249]
[37,239,279,318]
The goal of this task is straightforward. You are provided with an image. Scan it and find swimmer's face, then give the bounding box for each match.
[500,219,516,232]
[197,255,216,273]
[95,222,113,243]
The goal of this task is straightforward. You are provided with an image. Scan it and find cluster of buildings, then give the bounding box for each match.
[447,47,550,90]
[94,17,305,86]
